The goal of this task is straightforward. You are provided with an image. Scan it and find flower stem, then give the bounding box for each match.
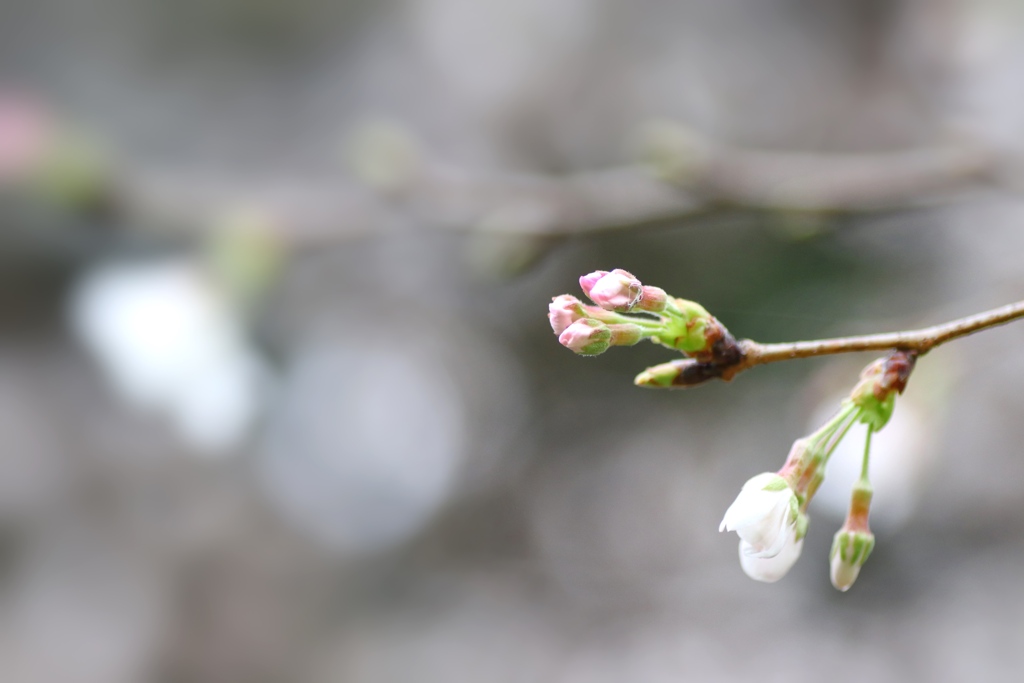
[860,425,874,483]
[821,407,860,466]
[808,402,857,456]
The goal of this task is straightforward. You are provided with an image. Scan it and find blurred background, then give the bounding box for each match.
[3,0,1024,681]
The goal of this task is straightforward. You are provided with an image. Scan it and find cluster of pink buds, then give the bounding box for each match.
[548,269,735,361]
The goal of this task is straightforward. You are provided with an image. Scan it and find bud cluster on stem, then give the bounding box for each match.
[548,269,741,364]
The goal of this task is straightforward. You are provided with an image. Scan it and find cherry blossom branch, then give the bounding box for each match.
[549,273,1018,591]
[550,270,1024,389]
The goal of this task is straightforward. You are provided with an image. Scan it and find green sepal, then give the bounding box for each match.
[672,298,711,322]
[854,391,895,431]
[830,530,875,566]
[654,315,710,353]
[578,328,612,355]
[794,510,809,541]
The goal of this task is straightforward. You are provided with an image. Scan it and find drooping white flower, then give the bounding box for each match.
[719,472,797,559]
[739,527,804,583]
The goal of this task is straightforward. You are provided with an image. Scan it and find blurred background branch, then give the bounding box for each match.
[2,107,1007,250]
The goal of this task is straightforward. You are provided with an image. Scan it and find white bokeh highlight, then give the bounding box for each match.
[70,260,267,454]
[259,340,467,554]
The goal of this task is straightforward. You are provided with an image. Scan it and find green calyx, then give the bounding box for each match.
[654,299,714,353]
[830,530,875,566]
[853,389,896,431]
[762,476,790,492]
[654,319,707,353]
[579,325,612,355]
[849,353,911,432]
[793,504,809,541]
[671,298,711,321]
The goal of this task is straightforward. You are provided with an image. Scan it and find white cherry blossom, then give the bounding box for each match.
[719,472,797,559]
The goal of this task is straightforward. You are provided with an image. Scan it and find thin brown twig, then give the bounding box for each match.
[637,299,1024,388]
[746,298,1024,363]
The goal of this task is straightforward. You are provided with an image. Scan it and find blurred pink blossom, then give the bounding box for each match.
[0,93,50,182]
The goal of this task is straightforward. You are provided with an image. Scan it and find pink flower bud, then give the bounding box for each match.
[587,269,642,311]
[578,270,609,299]
[558,319,611,355]
[548,295,585,335]
[637,285,668,312]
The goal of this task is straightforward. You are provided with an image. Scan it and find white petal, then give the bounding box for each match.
[739,508,790,559]
[720,487,793,557]
[721,490,781,531]
[739,533,803,583]
[830,550,861,592]
[740,472,784,491]
[739,497,791,552]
